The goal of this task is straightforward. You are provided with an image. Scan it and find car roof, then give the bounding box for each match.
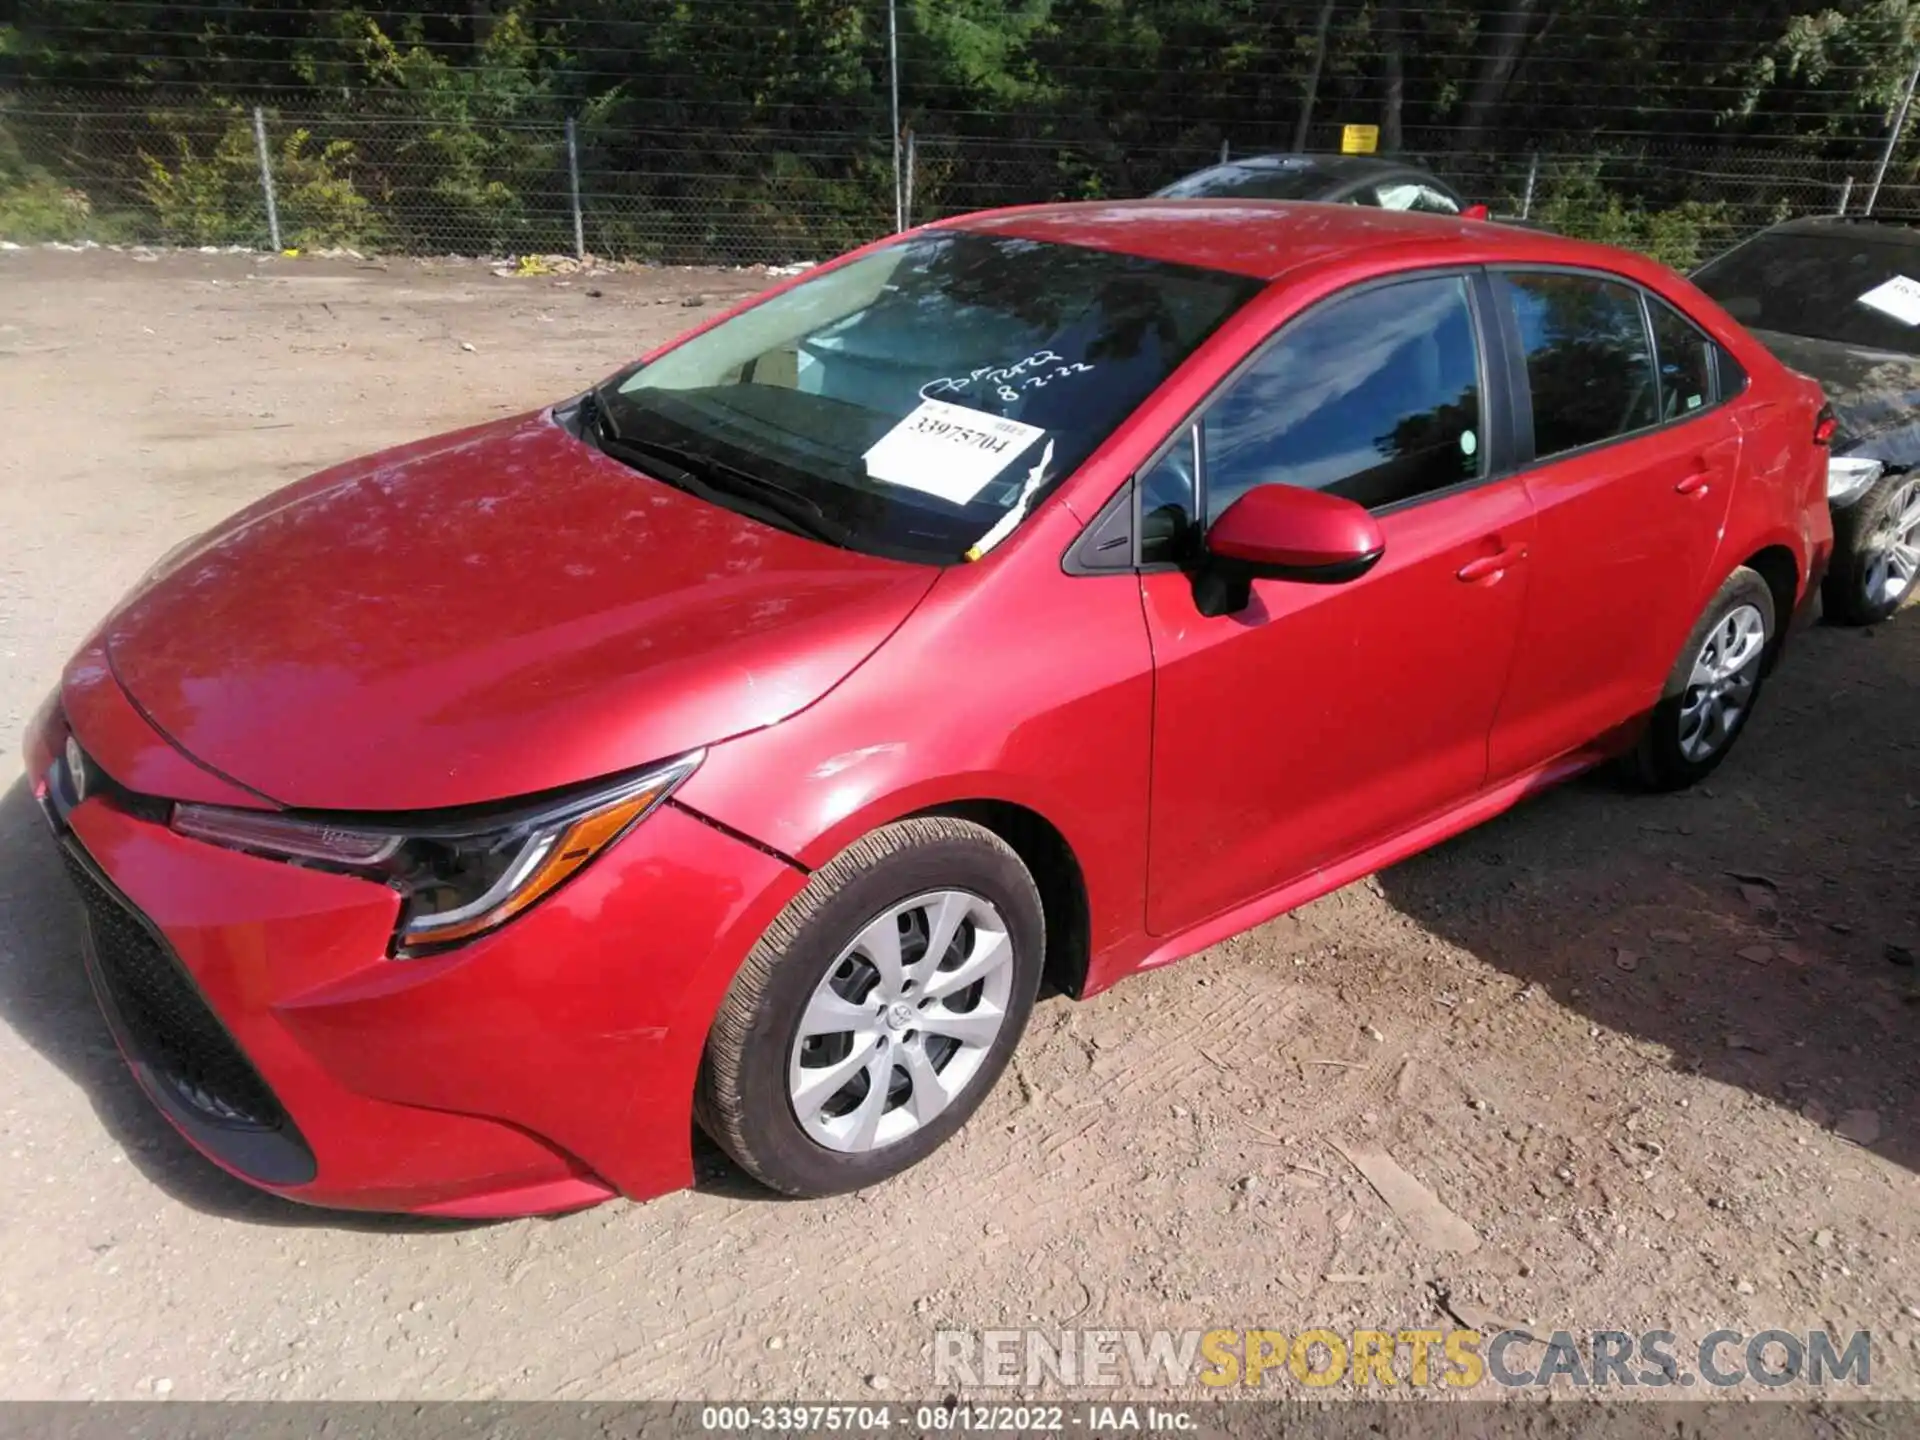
[1756,215,1920,247]
[936,199,1656,284]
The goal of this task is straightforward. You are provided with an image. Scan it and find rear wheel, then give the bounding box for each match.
[1634,566,1774,791]
[695,817,1043,1197]
[1823,471,1920,626]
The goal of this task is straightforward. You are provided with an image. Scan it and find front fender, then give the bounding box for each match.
[673,520,1156,975]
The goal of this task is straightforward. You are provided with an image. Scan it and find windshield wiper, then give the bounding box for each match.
[591,429,854,549]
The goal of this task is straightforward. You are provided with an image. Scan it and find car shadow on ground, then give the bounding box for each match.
[0,777,488,1231]
[1376,614,1920,1176]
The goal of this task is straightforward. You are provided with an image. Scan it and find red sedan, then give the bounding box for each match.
[27,203,1832,1217]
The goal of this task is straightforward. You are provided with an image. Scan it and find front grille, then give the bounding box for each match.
[60,848,287,1132]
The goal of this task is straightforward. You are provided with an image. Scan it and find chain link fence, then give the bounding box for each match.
[6,86,1920,269]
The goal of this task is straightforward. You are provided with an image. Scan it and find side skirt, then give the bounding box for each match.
[1102,749,1603,990]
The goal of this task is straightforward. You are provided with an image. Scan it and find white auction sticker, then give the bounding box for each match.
[863,398,1046,506]
[1858,275,1920,327]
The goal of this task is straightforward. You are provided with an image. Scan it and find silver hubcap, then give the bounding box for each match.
[1679,603,1767,763]
[1864,478,1920,609]
[788,890,1014,1154]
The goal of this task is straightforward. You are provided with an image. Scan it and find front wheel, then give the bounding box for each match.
[695,817,1044,1197]
[1823,470,1920,626]
[1634,566,1775,791]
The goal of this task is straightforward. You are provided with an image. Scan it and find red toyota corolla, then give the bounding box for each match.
[27,203,1832,1217]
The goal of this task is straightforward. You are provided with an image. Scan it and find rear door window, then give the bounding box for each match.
[1501,272,1659,461]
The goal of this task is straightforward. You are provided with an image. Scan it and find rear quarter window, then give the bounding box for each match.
[1716,347,1749,399]
[1646,298,1717,419]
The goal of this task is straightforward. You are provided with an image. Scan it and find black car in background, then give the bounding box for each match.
[1153,153,1485,217]
[1693,217,1920,624]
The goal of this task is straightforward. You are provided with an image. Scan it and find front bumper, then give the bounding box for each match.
[26,695,807,1217]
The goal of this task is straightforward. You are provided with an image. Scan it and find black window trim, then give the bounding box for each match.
[1065,261,1749,578]
[1064,263,1510,576]
[1059,474,1140,576]
[1489,263,1734,475]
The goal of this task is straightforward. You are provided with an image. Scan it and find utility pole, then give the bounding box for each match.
[252,106,282,252]
[1292,1,1337,153]
[889,0,903,231]
[1867,52,1920,216]
[566,115,585,261]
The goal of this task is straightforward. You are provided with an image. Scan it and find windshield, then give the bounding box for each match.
[1154,159,1333,201]
[1693,230,1920,355]
[598,232,1260,564]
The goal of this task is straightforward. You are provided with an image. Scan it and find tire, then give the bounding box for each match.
[1634,566,1776,792]
[695,817,1044,1197]
[1823,470,1920,626]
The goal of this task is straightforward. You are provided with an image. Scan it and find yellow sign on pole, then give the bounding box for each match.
[1341,124,1380,155]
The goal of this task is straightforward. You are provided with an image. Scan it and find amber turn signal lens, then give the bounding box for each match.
[405,782,675,945]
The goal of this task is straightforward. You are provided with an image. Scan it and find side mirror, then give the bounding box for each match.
[1194,484,1384,617]
[1462,203,1491,221]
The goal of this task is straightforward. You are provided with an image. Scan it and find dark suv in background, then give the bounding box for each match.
[1693,217,1920,624]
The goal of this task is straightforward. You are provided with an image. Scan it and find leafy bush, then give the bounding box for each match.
[138,111,380,249]
[1533,162,1737,271]
[0,120,136,242]
[0,168,112,242]
[138,112,252,245]
[276,129,383,248]
[322,6,565,253]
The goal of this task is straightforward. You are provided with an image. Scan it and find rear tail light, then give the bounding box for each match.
[1814,405,1838,446]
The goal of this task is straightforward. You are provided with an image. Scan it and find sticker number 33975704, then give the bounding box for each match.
[864,398,1046,506]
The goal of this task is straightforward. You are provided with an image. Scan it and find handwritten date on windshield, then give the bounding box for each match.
[921,350,1096,405]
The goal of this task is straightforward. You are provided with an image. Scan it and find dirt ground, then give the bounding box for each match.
[1,246,1917,1405]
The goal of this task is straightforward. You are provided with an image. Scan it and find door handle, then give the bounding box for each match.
[1457,545,1527,583]
[1675,471,1713,496]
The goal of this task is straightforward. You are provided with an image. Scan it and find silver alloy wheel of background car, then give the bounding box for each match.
[788,889,1015,1154]
[1864,476,1920,612]
[1678,602,1767,763]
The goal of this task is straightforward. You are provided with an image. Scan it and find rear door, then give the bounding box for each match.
[1486,270,1741,780]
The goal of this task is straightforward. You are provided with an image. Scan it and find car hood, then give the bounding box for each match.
[103,411,939,811]
[1751,327,1920,461]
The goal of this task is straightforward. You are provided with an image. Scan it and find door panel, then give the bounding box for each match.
[1484,270,1742,780]
[1142,477,1534,937]
[1488,418,1739,778]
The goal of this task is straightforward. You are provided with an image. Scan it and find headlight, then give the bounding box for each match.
[1828,456,1885,506]
[170,752,702,952]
